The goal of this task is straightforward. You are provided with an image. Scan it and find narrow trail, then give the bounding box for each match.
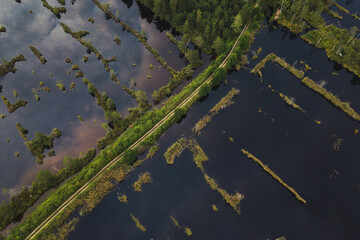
[24,20,251,240]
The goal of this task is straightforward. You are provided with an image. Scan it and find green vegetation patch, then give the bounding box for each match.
[16,122,28,140]
[164,141,184,164]
[29,46,47,64]
[113,34,121,45]
[82,55,89,63]
[0,26,6,33]
[275,0,330,33]
[146,145,160,159]
[56,81,65,92]
[41,0,66,18]
[301,25,360,78]
[0,54,26,76]
[1,96,28,113]
[25,128,62,164]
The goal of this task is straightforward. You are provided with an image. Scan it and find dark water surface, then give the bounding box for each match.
[1,0,359,238]
[0,0,189,200]
[69,3,360,239]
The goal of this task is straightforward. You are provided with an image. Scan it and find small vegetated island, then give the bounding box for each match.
[2,0,360,239]
[0,55,26,76]
[25,128,62,164]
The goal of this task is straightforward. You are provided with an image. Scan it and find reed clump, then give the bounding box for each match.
[302,77,360,122]
[117,194,128,204]
[169,216,192,236]
[241,149,306,204]
[211,204,218,211]
[133,172,152,192]
[164,141,183,165]
[266,86,306,113]
[184,227,192,236]
[170,216,181,229]
[130,214,146,232]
